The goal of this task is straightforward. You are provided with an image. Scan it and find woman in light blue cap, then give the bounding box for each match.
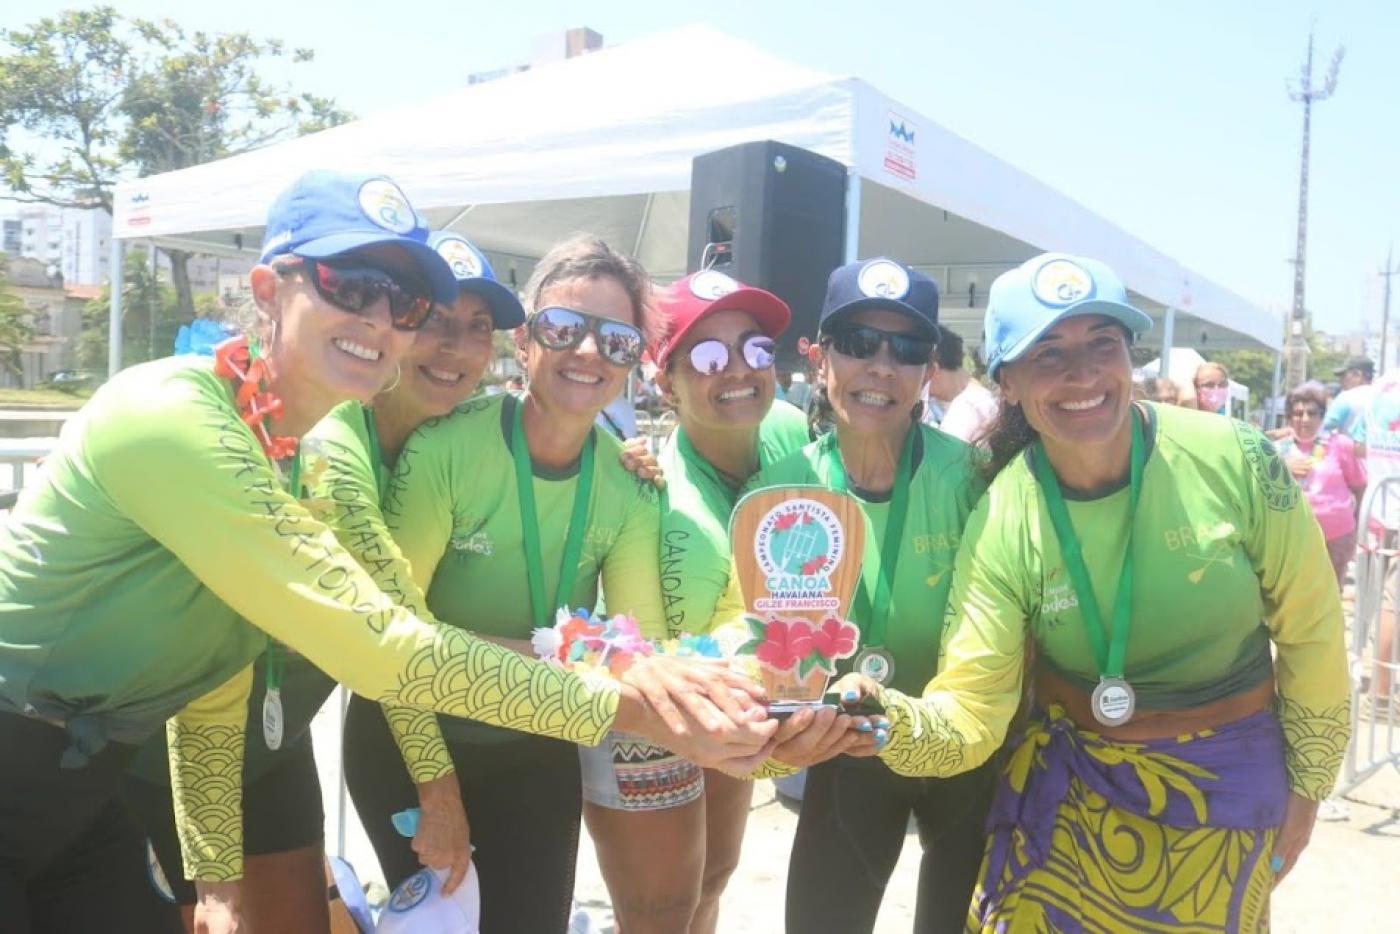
[833,252,1349,931]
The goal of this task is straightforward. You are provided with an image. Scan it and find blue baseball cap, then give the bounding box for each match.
[819,258,939,339]
[426,232,525,329]
[259,170,457,306]
[983,253,1152,378]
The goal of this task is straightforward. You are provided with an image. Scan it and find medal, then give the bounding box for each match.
[853,647,896,685]
[823,428,917,691]
[1033,409,1146,729]
[1090,677,1135,727]
[262,686,283,750]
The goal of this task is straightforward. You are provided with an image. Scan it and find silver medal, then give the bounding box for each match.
[1090,677,1135,727]
[854,647,896,686]
[262,687,284,750]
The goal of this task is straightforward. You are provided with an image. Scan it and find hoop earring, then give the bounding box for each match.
[381,362,402,394]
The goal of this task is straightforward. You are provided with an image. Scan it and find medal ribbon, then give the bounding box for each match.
[264,450,301,704]
[821,425,916,649]
[363,404,386,495]
[513,400,596,630]
[1031,410,1145,680]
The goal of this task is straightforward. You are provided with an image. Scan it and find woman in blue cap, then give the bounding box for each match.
[835,252,1350,931]
[123,230,590,930]
[717,257,994,934]
[0,173,773,934]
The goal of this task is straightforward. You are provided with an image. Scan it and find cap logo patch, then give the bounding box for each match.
[1032,259,1095,307]
[388,869,434,912]
[435,237,482,279]
[690,270,739,300]
[358,179,415,235]
[857,260,910,300]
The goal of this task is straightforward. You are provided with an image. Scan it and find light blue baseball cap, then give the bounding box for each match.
[983,253,1152,378]
[259,170,457,306]
[426,232,525,329]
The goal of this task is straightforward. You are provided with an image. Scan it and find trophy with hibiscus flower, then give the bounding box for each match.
[729,486,867,712]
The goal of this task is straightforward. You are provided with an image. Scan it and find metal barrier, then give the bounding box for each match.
[1335,474,1400,797]
[0,439,57,512]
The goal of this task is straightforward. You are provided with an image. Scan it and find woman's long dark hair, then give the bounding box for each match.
[978,397,1039,484]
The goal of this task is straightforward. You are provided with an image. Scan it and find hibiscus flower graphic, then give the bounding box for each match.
[809,616,858,663]
[752,618,815,671]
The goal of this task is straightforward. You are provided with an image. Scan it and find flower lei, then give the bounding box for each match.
[532,607,723,677]
[213,335,298,460]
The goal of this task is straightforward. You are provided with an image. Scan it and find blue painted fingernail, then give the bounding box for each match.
[875,729,888,744]
[1270,854,1284,873]
[856,721,873,732]
[876,718,890,730]
[843,689,858,703]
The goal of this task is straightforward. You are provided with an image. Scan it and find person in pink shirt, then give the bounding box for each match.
[1278,382,1367,587]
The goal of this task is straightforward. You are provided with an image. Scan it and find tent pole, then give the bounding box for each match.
[633,193,655,258]
[109,238,125,378]
[1159,305,1176,380]
[843,173,862,262]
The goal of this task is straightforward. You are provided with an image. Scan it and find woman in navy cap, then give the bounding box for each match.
[718,257,995,933]
[0,173,773,934]
[835,252,1349,931]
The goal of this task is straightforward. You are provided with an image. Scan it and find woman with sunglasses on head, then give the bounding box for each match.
[1277,381,1366,589]
[835,253,1350,932]
[718,258,994,934]
[574,271,810,934]
[378,235,768,931]
[0,175,770,934]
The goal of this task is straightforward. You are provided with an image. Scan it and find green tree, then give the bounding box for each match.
[0,6,352,317]
[1204,348,1276,405]
[75,244,181,370]
[0,256,35,380]
[1306,332,1348,385]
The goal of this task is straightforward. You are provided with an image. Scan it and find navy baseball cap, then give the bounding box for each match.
[819,258,939,339]
[983,253,1152,379]
[427,232,525,329]
[259,170,457,306]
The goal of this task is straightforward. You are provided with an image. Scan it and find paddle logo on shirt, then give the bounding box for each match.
[754,498,845,610]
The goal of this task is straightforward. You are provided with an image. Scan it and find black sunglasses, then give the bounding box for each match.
[275,257,434,331]
[529,306,644,368]
[686,332,776,376]
[822,325,934,366]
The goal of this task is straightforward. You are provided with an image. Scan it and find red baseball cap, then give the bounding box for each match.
[650,270,791,370]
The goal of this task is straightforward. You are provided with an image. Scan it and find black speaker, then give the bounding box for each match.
[687,141,846,367]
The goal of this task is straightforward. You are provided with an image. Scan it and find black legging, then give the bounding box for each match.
[342,695,583,933]
[0,713,182,934]
[785,755,995,934]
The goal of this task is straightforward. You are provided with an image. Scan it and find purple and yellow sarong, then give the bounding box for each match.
[970,705,1287,933]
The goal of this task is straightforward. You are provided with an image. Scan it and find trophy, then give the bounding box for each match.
[729,486,866,715]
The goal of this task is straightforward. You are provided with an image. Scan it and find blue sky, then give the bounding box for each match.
[4,0,1396,338]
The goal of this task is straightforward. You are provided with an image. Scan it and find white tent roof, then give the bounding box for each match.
[112,25,1279,351]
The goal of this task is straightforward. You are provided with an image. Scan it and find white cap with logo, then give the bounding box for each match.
[375,866,480,934]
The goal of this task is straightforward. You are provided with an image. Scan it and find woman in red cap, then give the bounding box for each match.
[581,270,811,934]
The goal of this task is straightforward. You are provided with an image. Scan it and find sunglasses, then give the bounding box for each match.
[1291,408,1322,418]
[822,326,934,367]
[275,257,434,331]
[529,306,644,368]
[686,332,776,376]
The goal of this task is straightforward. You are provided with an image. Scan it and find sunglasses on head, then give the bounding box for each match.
[822,325,934,367]
[275,257,434,331]
[685,332,776,376]
[529,306,644,368]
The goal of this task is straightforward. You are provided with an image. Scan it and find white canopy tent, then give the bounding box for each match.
[109,24,1280,374]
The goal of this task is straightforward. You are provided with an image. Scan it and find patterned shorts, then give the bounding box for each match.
[579,731,705,811]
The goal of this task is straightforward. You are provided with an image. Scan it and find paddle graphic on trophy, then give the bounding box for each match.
[729,486,866,714]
